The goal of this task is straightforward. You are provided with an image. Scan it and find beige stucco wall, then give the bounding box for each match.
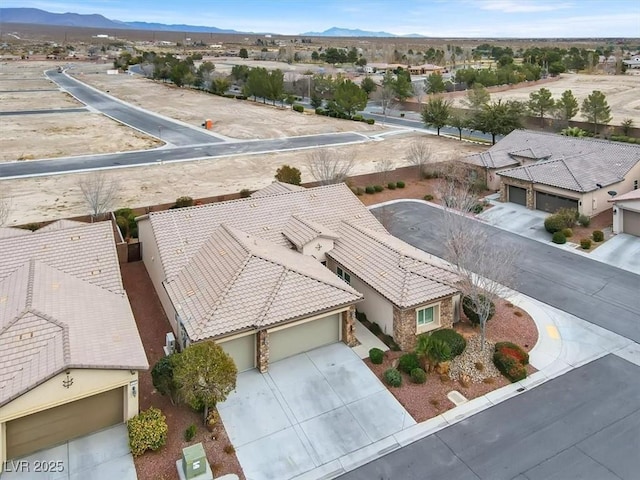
[0,369,139,467]
[613,198,640,233]
[301,237,335,263]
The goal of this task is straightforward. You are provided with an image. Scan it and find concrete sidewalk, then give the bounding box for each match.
[293,289,640,480]
[351,319,389,359]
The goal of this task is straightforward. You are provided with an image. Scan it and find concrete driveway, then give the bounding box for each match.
[589,233,640,275]
[218,343,415,480]
[477,201,551,242]
[0,424,136,480]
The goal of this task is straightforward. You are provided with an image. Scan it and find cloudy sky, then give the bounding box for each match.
[2,0,639,37]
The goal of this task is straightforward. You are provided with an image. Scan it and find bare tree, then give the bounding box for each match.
[0,189,11,226]
[412,81,425,105]
[405,139,433,177]
[77,172,119,220]
[379,83,396,120]
[375,158,395,184]
[439,172,518,350]
[306,149,354,185]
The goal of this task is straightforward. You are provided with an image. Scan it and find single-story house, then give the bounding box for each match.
[610,189,640,236]
[463,130,640,216]
[136,183,460,372]
[0,221,148,466]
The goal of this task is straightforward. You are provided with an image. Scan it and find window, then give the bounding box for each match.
[634,180,638,190]
[344,272,351,285]
[337,267,343,278]
[336,267,351,285]
[416,304,440,331]
[417,306,435,326]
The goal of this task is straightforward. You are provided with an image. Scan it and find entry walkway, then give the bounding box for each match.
[351,319,388,359]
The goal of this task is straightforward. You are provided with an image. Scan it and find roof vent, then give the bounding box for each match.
[70,235,80,241]
[0,296,7,303]
[91,269,101,276]
[380,271,387,277]
[186,289,195,297]
[355,214,362,218]
[19,332,34,341]
[250,203,258,208]
[51,282,60,291]
[176,248,183,254]
[219,250,226,256]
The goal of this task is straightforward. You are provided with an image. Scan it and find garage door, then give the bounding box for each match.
[623,210,640,236]
[6,387,123,460]
[219,334,256,372]
[269,314,340,363]
[535,191,578,213]
[508,185,527,206]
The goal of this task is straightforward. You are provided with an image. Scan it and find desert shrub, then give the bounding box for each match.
[366,118,375,125]
[369,348,384,364]
[365,186,375,194]
[352,114,364,121]
[472,203,485,214]
[592,230,604,242]
[544,208,577,233]
[580,238,592,249]
[556,207,579,224]
[462,295,495,325]
[577,214,591,227]
[373,185,384,192]
[239,188,251,198]
[172,196,194,209]
[410,367,427,384]
[292,104,304,113]
[398,353,421,374]
[474,361,485,371]
[561,228,573,238]
[387,182,397,190]
[151,355,178,402]
[275,165,302,185]
[495,341,529,365]
[223,444,236,454]
[356,187,364,195]
[315,107,325,115]
[396,181,405,188]
[514,310,523,317]
[429,329,466,357]
[493,351,527,382]
[127,407,168,457]
[184,424,196,442]
[370,322,382,335]
[552,231,566,244]
[383,368,402,387]
[424,194,434,201]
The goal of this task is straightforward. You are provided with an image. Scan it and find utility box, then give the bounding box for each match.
[178,443,210,480]
[205,119,213,130]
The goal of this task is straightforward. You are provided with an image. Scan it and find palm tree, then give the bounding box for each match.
[415,335,451,373]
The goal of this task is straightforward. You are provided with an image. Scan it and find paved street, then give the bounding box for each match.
[340,354,640,480]
[372,201,640,343]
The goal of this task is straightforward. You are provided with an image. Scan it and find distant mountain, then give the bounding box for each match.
[302,27,397,37]
[0,8,241,34]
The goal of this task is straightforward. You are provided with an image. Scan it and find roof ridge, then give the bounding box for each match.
[26,258,36,308]
[560,157,585,191]
[29,308,71,363]
[255,266,289,327]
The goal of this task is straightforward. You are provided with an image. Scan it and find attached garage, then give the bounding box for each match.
[269,313,341,363]
[535,191,578,213]
[623,210,640,236]
[6,387,124,460]
[508,185,527,206]
[218,334,256,372]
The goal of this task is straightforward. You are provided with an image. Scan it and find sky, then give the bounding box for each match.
[2,0,640,37]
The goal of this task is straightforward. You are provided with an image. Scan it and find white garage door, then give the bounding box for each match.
[269,314,341,363]
[623,210,640,236]
[219,334,256,372]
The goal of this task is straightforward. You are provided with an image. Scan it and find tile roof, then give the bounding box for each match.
[250,181,306,198]
[37,219,87,232]
[146,183,386,279]
[0,259,148,406]
[610,189,640,202]
[282,215,339,249]
[0,227,32,239]
[164,225,362,340]
[327,222,459,309]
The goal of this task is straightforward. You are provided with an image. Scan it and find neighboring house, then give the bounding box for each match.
[610,190,640,236]
[250,181,305,198]
[137,183,460,372]
[623,56,640,69]
[0,221,148,466]
[463,130,640,216]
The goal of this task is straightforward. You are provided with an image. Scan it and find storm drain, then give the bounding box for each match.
[447,390,469,406]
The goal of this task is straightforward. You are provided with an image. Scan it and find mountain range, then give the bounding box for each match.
[0,8,422,37]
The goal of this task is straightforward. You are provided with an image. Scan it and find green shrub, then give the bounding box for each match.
[396,181,405,188]
[172,196,194,209]
[552,231,566,244]
[356,187,364,195]
[430,329,466,358]
[369,348,384,364]
[383,368,402,387]
[315,107,325,115]
[544,208,577,233]
[410,367,427,384]
[370,322,382,335]
[352,114,364,121]
[366,118,375,125]
[462,295,495,325]
[472,203,485,214]
[493,351,527,382]
[239,188,251,198]
[184,424,196,442]
[365,186,375,194]
[373,185,384,192]
[127,407,168,457]
[495,341,529,365]
[151,355,178,402]
[292,104,304,113]
[387,182,397,190]
[577,214,591,227]
[424,194,434,201]
[398,353,421,374]
[580,238,592,249]
[592,230,604,242]
[275,165,302,185]
[355,310,367,322]
[544,215,565,234]
[561,227,573,238]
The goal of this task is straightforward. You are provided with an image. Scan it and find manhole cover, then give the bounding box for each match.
[447,390,469,406]
[409,226,418,231]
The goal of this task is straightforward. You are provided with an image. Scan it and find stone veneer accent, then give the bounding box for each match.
[257,329,269,373]
[341,305,357,347]
[500,178,535,209]
[393,296,455,351]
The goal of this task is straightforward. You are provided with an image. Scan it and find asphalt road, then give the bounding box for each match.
[341,354,640,480]
[45,70,225,146]
[372,202,640,343]
[0,131,367,178]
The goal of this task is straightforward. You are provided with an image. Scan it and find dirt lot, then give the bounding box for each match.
[451,73,640,125]
[2,133,485,225]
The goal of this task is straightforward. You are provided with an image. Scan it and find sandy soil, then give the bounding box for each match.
[2,133,485,225]
[0,90,83,110]
[451,73,640,125]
